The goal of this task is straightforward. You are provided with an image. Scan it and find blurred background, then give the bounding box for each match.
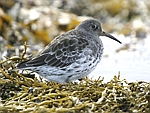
[0,0,150,82]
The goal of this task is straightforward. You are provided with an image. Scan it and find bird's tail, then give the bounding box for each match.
[16,59,31,69]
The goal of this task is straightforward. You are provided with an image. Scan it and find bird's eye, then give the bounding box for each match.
[90,24,98,30]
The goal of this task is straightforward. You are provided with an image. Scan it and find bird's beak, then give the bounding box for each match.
[101,31,122,44]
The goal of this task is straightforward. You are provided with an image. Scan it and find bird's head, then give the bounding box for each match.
[76,19,121,44]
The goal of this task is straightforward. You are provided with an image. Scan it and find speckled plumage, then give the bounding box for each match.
[17,19,121,83]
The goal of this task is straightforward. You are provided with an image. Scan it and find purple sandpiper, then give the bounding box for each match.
[17,18,121,83]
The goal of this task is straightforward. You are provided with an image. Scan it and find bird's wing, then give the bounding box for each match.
[17,31,89,68]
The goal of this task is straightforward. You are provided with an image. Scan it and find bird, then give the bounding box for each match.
[17,18,121,83]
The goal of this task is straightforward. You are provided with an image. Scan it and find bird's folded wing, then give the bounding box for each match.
[17,32,89,68]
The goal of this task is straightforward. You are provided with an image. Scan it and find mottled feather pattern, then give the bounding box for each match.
[17,19,121,83]
[19,30,102,68]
